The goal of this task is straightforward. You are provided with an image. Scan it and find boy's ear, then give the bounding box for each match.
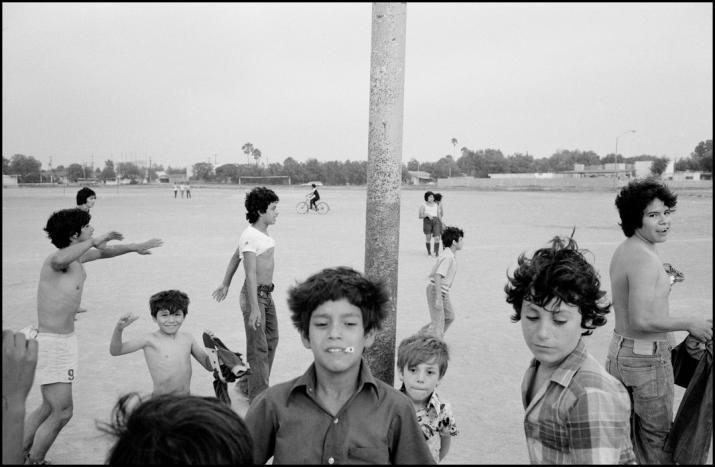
[363,328,376,349]
[301,333,311,350]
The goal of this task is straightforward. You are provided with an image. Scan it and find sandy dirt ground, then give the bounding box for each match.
[2,185,712,464]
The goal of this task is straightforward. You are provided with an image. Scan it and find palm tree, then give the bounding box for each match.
[252,148,262,166]
[241,143,254,165]
[451,138,458,158]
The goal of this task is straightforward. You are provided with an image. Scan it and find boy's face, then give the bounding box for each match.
[398,360,442,407]
[301,298,375,374]
[636,198,673,244]
[85,195,96,209]
[72,224,94,243]
[153,309,186,335]
[260,201,279,225]
[520,298,584,370]
[454,236,464,250]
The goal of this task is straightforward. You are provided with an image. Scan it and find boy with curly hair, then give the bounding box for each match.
[397,334,458,463]
[244,266,435,464]
[504,235,635,464]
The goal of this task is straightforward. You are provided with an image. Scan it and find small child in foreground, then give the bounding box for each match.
[397,333,459,463]
[109,289,213,395]
[504,235,636,464]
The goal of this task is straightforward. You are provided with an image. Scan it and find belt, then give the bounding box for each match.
[257,284,274,293]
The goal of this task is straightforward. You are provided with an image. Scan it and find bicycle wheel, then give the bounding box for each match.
[317,202,330,215]
[296,201,308,214]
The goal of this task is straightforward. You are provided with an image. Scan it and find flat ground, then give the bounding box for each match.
[2,185,712,464]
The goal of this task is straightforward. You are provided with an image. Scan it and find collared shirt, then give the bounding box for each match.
[400,386,459,463]
[245,358,435,465]
[521,339,636,464]
[428,248,457,294]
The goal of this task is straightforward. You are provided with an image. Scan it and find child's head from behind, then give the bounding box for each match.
[44,208,91,248]
[76,187,97,208]
[615,177,677,237]
[245,186,279,224]
[441,226,464,248]
[433,192,442,203]
[505,236,610,367]
[287,267,389,372]
[149,290,189,334]
[397,334,449,405]
[101,392,254,464]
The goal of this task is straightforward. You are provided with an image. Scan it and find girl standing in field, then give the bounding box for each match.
[419,191,442,256]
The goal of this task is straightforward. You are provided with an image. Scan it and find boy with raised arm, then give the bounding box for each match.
[22,208,162,465]
[244,266,435,464]
[110,290,213,396]
[606,178,712,464]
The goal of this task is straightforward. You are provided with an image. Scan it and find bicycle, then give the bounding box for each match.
[296,196,330,215]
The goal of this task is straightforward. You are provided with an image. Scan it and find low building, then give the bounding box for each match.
[565,163,634,178]
[407,170,434,185]
[3,174,19,187]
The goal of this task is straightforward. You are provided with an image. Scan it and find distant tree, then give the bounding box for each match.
[691,139,713,172]
[507,153,536,173]
[451,138,458,158]
[9,154,42,182]
[549,149,600,172]
[66,163,84,182]
[241,142,254,165]
[100,160,116,180]
[252,148,262,166]
[117,162,142,181]
[192,161,214,181]
[2,157,10,173]
[407,158,419,171]
[650,157,669,176]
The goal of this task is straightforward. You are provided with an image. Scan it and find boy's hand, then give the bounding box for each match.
[116,313,139,330]
[136,238,163,255]
[212,285,229,302]
[248,310,261,330]
[2,329,38,405]
[93,231,124,248]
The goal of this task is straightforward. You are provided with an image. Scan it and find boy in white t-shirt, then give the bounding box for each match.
[419,226,464,338]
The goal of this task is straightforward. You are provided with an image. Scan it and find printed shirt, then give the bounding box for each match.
[428,248,457,293]
[400,386,459,463]
[244,358,435,465]
[521,339,636,464]
[238,225,275,259]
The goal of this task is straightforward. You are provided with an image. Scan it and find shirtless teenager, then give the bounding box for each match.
[109,290,213,395]
[605,178,712,464]
[22,208,162,464]
[233,187,279,403]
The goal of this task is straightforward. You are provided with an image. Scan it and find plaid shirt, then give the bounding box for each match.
[521,339,636,464]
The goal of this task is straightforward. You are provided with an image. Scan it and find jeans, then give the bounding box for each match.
[419,283,454,338]
[239,283,279,403]
[606,333,674,464]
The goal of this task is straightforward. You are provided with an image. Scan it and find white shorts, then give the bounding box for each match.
[36,332,78,385]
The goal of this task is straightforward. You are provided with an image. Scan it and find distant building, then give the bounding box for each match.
[566,163,634,178]
[3,174,19,187]
[407,170,434,185]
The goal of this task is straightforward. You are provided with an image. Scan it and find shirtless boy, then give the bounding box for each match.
[22,208,162,465]
[606,177,712,464]
[109,290,213,395]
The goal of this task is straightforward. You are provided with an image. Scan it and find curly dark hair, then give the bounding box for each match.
[441,226,464,247]
[397,334,450,378]
[99,392,253,464]
[504,236,610,336]
[423,191,435,202]
[615,177,677,237]
[149,290,189,318]
[76,187,96,206]
[44,208,91,248]
[245,186,279,224]
[287,266,390,340]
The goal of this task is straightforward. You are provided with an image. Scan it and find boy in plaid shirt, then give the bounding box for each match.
[505,235,636,464]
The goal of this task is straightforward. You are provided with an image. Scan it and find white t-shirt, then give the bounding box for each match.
[238,225,275,259]
[428,248,457,293]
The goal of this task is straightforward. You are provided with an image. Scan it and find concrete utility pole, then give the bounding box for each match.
[363,2,407,385]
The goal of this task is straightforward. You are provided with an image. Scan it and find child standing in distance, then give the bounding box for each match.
[76,187,96,212]
[397,334,459,463]
[420,226,464,338]
[244,266,435,464]
[418,191,442,256]
[109,290,213,396]
[504,236,636,464]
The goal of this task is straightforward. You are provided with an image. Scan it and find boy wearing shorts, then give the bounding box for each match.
[244,266,435,464]
[397,334,459,463]
[22,208,162,464]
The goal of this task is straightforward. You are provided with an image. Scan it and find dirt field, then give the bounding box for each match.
[2,184,712,464]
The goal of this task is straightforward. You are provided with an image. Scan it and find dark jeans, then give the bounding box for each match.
[239,283,279,402]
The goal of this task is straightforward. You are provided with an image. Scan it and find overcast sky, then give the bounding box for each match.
[2,2,712,170]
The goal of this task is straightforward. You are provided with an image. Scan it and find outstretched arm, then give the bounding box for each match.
[109,313,147,356]
[51,231,123,270]
[83,238,163,263]
[212,247,242,302]
[191,337,214,372]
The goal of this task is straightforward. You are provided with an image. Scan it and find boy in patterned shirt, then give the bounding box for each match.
[504,235,636,464]
[397,333,458,463]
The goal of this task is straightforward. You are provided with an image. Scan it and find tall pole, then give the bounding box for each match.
[364,2,407,385]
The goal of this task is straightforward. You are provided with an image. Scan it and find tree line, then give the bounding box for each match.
[3,139,711,185]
